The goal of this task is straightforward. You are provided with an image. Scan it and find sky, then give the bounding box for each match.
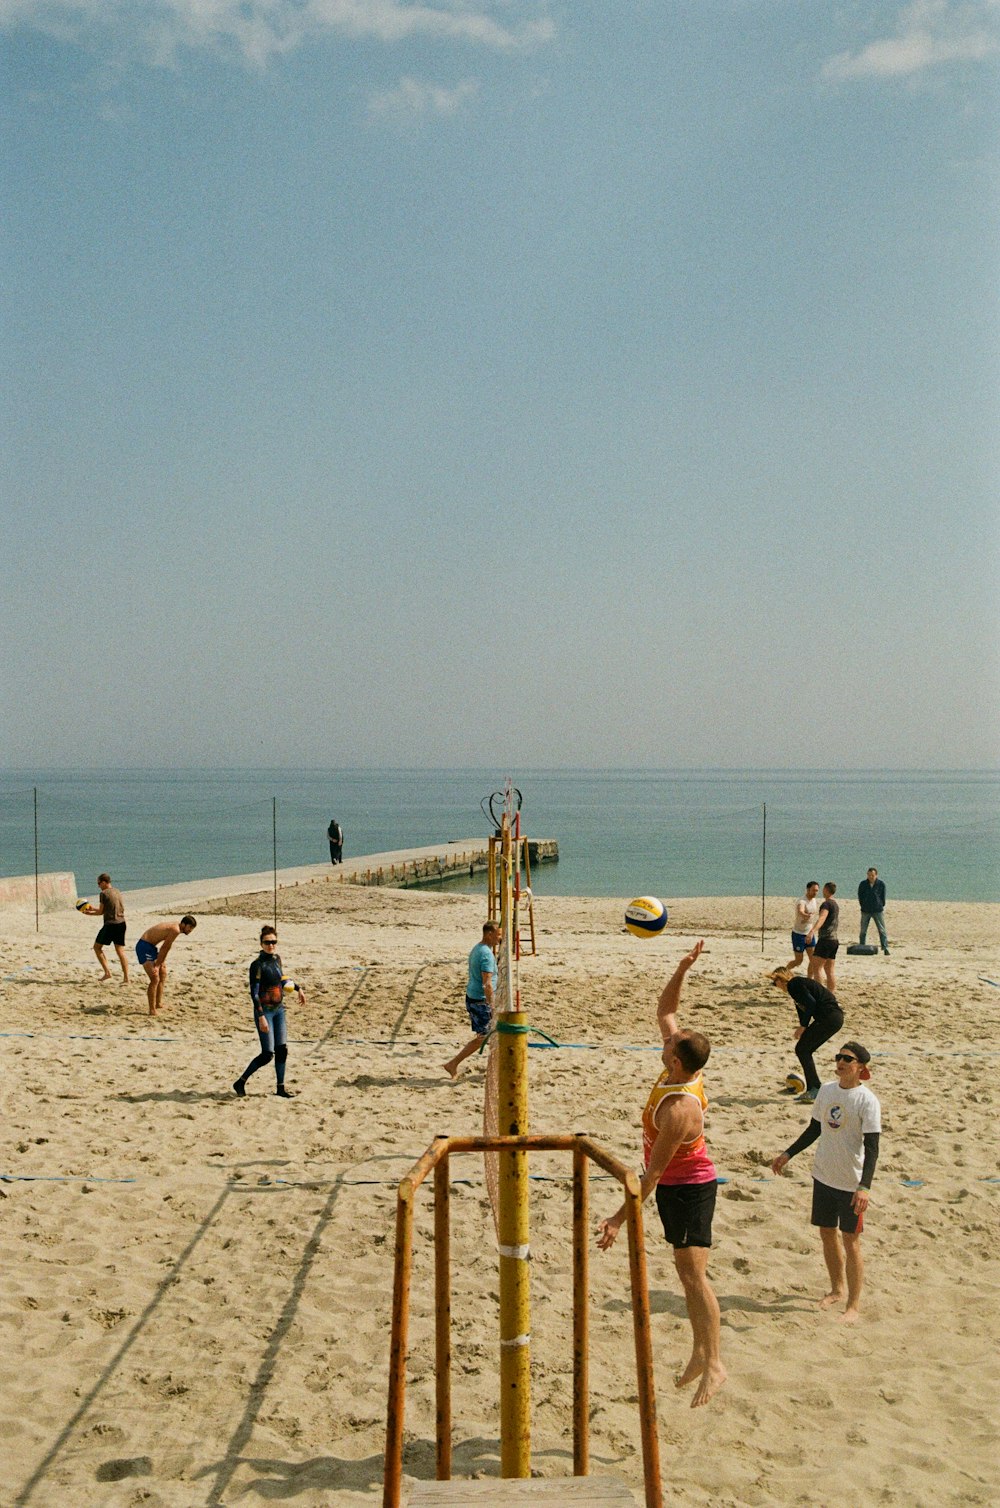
[1,0,998,771]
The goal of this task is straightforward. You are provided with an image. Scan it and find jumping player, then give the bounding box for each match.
[135,916,196,1016]
[596,940,726,1407]
[771,1040,881,1323]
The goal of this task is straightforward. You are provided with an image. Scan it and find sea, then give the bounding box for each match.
[0,769,997,905]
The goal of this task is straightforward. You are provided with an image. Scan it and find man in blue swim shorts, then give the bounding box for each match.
[135,915,196,1016]
[443,920,501,1078]
[784,881,820,973]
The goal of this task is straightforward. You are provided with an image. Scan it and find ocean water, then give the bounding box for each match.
[0,768,997,904]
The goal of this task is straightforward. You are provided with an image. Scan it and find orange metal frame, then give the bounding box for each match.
[383,1133,662,1508]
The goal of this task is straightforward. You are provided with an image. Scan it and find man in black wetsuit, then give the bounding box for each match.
[767,968,844,1104]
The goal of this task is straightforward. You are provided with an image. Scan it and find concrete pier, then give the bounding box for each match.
[0,840,559,914]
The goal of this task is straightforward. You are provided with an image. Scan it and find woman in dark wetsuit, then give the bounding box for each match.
[233,926,305,1098]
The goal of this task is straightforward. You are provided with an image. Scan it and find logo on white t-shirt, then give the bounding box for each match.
[826,1105,843,1129]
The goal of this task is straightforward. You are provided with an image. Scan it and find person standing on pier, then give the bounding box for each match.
[327,817,344,865]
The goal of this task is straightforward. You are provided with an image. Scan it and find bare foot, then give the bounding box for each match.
[675,1354,706,1389]
[819,1291,846,1310]
[148,1007,158,1017]
[442,1061,459,1079]
[99,974,113,983]
[691,1362,727,1408]
[840,1307,861,1324]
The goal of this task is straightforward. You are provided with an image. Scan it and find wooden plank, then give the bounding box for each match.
[407,1476,636,1504]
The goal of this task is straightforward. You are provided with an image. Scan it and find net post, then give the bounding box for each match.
[434,1144,452,1480]
[761,802,766,954]
[497,810,531,1477]
[572,1139,590,1476]
[34,786,40,934]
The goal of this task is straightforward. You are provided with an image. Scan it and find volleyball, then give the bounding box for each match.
[624,896,668,937]
[282,977,298,994]
[75,899,90,912]
[785,1070,806,1093]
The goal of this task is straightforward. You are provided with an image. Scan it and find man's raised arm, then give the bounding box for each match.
[656,939,705,1046]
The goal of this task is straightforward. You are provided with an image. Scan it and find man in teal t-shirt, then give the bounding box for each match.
[443,921,501,1078]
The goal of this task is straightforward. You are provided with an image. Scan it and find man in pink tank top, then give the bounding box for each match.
[597,940,726,1407]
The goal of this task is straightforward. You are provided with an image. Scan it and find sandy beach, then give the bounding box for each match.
[2,881,998,1506]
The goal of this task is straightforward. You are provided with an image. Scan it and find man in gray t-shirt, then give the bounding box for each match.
[82,872,129,984]
[771,1039,881,1324]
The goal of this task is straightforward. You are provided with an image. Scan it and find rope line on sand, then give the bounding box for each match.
[0,1174,138,1185]
[4,1168,997,1191]
[5,1030,1000,1061]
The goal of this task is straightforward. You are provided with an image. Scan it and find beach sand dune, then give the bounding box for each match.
[2,890,998,1505]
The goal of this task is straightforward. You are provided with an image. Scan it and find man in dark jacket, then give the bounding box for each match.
[857,868,889,954]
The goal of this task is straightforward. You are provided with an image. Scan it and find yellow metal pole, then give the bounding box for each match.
[497,812,531,1476]
[572,1143,590,1476]
[434,1150,452,1480]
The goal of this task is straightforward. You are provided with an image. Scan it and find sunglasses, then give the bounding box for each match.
[261,938,278,946]
[834,1053,858,1064]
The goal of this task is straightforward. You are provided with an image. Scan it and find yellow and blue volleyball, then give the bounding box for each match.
[785,1070,806,1093]
[282,977,298,994]
[624,896,668,938]
[75,898,91,912]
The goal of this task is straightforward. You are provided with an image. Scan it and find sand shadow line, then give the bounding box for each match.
[13,1187,232,1508]
[308,968,372,1053]
[197,1173,348,1505]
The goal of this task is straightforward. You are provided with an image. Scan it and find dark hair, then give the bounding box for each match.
[674,1030,710,1073]
[840,1039,871,1064]
[824,882,837,895]
[260,925,277,941]
[180,915,197,929]
[806,880,819,890]
[98,873,111,885]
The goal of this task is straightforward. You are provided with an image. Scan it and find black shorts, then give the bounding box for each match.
[96,922,127,947]
[655,1180,717,1249]
[813,939,839,959]
[811,1178,864,1234]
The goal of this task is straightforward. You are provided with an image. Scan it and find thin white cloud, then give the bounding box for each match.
[368,73,478,117]
[0,0,555,67]
[822,0,1000,82]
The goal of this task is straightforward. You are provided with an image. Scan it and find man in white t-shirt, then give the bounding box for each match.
[784,881,820,972]
[771,1040,881,1324]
